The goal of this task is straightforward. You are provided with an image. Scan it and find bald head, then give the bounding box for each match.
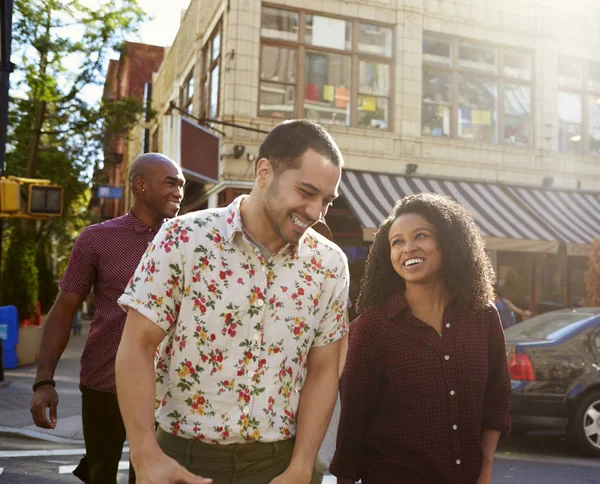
[128,153,179,193]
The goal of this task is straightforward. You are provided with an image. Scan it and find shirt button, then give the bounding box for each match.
[253,333,260,341]
[257,299,265,307]
[450,390,456,396]
[243,406,250,414]
[452,424,458,430]
[456,459,461,465]
[445,323,451,328]
[444,355,450,361]
[261,266,266,273]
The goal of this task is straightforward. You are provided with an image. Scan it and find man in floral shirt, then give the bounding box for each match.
[116,120,349,484]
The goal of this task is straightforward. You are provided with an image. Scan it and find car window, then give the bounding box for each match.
[504,312,597,340]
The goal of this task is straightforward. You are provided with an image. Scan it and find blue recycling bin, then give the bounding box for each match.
[0,305,19,369]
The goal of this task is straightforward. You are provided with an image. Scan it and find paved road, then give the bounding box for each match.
[2,432,600,483]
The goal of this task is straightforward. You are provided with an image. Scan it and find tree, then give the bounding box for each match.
[2,0,148,317]
[0,225,38,319]
[584,240,600,306]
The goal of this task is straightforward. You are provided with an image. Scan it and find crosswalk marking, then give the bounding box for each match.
[0,447,129,458]
[59,461,130,474]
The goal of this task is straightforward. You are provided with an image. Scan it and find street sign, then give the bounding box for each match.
[98,186,123,199]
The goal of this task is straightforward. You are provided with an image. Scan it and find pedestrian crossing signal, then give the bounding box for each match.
[0,177,64,219]
[29,185,63,216]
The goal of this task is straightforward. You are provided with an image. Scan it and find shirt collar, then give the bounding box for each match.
[383,290,409,320]
[224,196,304,257]
[381,290,458,321]
[126,210,164,233]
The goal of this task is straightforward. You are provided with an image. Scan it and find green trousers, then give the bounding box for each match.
[156,427,324,484]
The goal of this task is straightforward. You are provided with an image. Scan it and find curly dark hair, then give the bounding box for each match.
[355,193,495,314]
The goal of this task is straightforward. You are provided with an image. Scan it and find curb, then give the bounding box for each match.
[0,426,84,445]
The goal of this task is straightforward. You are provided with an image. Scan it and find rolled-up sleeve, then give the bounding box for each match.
[118,220,184,334]
[482,306,512,436]
[329,314,384,480]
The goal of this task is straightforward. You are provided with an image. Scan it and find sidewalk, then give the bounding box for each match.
[0,320,88,444]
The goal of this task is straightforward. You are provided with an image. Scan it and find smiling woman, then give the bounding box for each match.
[331,193,511,484]
[356,193,495,313]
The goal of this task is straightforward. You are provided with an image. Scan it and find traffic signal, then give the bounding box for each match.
[0,179,20,212]
[0,177,63,218]
[28,185,63,216]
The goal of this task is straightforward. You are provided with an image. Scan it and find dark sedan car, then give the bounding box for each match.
[505,308,600,457]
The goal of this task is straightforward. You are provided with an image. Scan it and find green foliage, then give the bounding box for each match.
[1,0,148,314]
[1,224,39,320]
[584,240,600,306]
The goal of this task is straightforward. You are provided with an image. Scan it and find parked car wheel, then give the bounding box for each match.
[567,391,600,457]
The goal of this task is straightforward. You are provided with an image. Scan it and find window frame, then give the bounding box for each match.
[201,20,223,120]
[422,32,535,148]
[258,4,395,130]
[557,56,600,156]
[180,70,195,115]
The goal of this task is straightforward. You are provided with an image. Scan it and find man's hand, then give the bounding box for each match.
[134,450,212,484]
[269,466,312,484]
[30,385,59,429]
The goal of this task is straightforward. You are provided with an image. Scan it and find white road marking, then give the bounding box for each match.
[0,447,129,458]
[59,461,130,474]
[4,371,80,383]
[0,467,3,475]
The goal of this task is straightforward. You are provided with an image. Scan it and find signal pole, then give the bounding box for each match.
[0,0,15,385]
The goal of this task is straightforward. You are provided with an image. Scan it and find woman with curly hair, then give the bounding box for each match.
[330,193,511,484]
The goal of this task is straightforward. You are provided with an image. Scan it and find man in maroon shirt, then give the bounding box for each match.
[30,153,185,484]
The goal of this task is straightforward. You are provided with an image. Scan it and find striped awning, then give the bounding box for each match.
[340,170,560,253]
[508,186,600,255]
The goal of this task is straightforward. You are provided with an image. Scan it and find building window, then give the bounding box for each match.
[422,34,533,146]
[558,56,600,156]
[202,22,222,119]
[259,45,297,119]
[259,6,393,130]
[180,72,194,115]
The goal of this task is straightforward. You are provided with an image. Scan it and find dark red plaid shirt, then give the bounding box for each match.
[60,212,162,393]
[330,291,511,484]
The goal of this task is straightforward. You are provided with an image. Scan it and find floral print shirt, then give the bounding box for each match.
[118,196,349,444]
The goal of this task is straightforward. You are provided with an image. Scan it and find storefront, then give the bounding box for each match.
[332,170,600,314]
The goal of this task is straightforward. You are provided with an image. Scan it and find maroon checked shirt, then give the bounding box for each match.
[330,291,511,484]
[60,212,162,393]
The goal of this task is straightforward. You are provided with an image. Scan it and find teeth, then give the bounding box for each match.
[169,202,179,207]
[291,214,309,229]
[404,258,423,266]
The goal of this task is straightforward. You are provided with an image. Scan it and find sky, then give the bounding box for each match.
[81,0,192,47]
[127,0,191,46]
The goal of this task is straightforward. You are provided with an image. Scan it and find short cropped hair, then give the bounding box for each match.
[257,119,344,174]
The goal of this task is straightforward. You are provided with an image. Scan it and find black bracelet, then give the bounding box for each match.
[32,379,56,392]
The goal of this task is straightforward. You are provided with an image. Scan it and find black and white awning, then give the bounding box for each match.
[508,186,600,254]
[340,170,560,253]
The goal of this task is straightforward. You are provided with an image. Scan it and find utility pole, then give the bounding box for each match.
[0,0,15,385]
[0,0,14,272]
